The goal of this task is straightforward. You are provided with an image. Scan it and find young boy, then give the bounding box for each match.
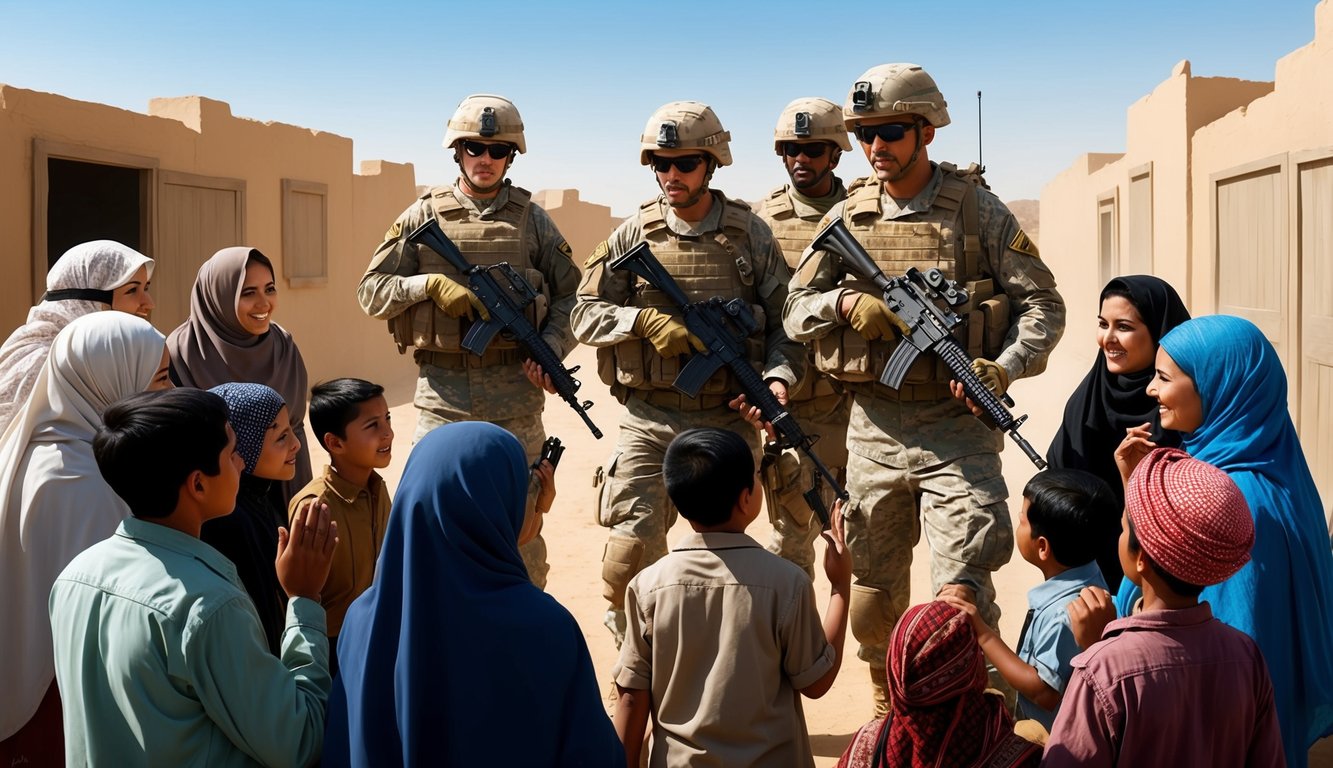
[49,388,338,766]
[288,378,394,674]
[940,468,1119,733]
[1043,447,1283,766]
[612,427,852,768]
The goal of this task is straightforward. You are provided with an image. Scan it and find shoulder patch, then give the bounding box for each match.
[557,240,573,259]
[585,240,610,269]
[384,220,403,241]
[1009,229,1040,260]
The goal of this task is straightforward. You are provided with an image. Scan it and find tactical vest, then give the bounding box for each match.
[813,167,1010,393]
[757,186,844,404]
[757,186,820,271]
[389,185,549,356]
[598,195,765,397]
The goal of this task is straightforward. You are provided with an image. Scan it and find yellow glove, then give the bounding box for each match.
[847,294,911,340]
[424,274,489,320]
[634,308,704,358]
[971,358,1009,397]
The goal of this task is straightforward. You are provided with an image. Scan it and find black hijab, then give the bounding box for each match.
[1047,275,1191,496]
[1046,276,1189,592]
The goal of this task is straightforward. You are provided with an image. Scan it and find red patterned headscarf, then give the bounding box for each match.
[838,601,1039,768]
[1126,447,1254,586]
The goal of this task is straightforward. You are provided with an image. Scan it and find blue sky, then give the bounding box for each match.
[0,0,1320,215]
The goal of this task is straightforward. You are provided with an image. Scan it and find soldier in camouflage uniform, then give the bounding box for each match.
[357,94,580,590]
[754,98,854,578]
[784,64,1066,714]
[572,101,804,645]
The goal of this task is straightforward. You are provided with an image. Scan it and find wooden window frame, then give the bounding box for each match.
[280,178,328,288]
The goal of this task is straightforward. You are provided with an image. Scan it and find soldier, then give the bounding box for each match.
[784,64,1066,714]
[357,94,580,590]
[572,101,804,644]
[754,97,854,579]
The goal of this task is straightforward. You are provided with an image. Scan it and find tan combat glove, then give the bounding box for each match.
[971,358,1009,396]
[424,274,489,320]
[847,293,911,340]
[634,307,704,358]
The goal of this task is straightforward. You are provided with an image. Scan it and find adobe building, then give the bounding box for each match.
[0,87,618,397]
[1041,0,1333,523]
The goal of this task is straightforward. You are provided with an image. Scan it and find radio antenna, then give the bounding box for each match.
[977,90,984,170]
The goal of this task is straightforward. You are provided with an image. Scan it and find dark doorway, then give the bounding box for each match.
[45,158,144,269]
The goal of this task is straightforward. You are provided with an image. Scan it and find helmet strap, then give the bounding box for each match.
[888,122,925,183]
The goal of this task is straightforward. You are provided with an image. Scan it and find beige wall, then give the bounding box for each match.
[1040,0,1333,521]
[0,87,423,393]
[534,188,618,264]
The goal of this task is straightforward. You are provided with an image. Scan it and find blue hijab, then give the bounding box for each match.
[322,422,623,768]
[1115,315,1333,762]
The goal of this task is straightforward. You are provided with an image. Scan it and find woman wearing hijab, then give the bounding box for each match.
[0,312,170,764]
[1046,275,1190,590]
[0,240,155,434]
[201,382,303,656]
[1114,315,1333,766]
[837,600,1041,768]
[166,247,311,500]
[323,422,623,768]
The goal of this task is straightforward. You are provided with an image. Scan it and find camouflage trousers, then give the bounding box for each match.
[595,394,761,620]
[842,393,1013,666]
[413,360,550,590]
[761,390,851,578]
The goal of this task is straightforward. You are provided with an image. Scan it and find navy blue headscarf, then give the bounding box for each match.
[323,422,623,767]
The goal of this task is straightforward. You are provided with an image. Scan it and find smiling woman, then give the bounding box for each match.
[0,240,156,435]
[166,247,312,501]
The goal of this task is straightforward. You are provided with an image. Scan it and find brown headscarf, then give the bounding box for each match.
[838,601,1040,768]
[165,247,312,495]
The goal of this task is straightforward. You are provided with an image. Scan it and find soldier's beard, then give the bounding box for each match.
[662,180,709,209]
[790,164,833,193]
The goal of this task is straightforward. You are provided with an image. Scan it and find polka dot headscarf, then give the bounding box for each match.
[1126,447,1254,587]
[208,382,287,475]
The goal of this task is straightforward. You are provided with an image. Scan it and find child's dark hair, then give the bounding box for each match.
[1125,515,1206,598]
[310,378,385,446]
[663,428,754,526]
[1023,468,1120,568]
[94,389,231,519]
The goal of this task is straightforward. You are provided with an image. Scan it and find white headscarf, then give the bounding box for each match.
[0,241,154,435]
[0,312,165,739]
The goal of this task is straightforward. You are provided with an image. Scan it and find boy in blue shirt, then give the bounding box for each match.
[941,469,1119,732]
[49,389,338,766]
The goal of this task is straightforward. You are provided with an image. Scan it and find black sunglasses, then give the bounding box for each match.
[462,141,515,160]
[854,123,915,145]
[781,142,828,159]
[651,154,707,174]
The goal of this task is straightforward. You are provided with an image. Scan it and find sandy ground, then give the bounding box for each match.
[364,339,1333,766]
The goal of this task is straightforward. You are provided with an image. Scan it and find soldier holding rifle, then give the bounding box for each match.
[572,101,803,646]
[784,63,1065,714]
[357,94,579,589]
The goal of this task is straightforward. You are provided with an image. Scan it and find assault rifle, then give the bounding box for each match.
[809,217,1046,469]
[407,219,603,439]
[610,242,846,527]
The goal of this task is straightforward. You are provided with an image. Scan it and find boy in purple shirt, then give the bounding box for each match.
[1042,448,1284,766]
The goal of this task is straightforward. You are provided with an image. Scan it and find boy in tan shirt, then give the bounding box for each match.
[288,378,394,675]
[613,428,852,767]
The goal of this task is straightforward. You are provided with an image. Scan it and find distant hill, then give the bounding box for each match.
[1007,199,1039,246]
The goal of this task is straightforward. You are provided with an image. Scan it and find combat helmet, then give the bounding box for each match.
[843,64,950,129]
[640,101,732,166]
[774,97,852,154]
[443,94,526,154]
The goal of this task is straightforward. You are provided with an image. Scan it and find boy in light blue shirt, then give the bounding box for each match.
[49,389,338,767]
[941,469,1119,733]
